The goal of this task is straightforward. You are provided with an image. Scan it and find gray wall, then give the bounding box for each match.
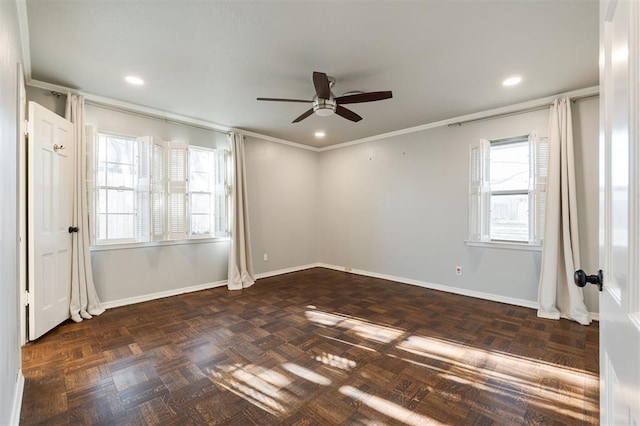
[0,0,23,423]
[244,137,319,275]
[318,98,600,313]
[26,86,599,312]
[25,87,321,301]
[84,104,230,303]
[26,88,231,303]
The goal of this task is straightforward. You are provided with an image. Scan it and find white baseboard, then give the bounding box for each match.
[10,370,24,426]
[98,264,600,321]
[317,263,601,320]
[317,263,539,310]
[100,280,228,309]
[254,263,321,280]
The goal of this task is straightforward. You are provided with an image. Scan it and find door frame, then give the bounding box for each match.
[18,63,27,346]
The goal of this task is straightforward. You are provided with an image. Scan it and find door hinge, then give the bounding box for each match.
[23,120,29,137]
[22,291,32,307]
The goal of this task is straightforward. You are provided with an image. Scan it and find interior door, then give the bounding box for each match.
[27,102,74,340]
[599,1,640,424]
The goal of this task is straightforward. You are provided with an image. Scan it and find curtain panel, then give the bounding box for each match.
[537,97,590,325]
[227,132,255,290]
[66,93,104,322]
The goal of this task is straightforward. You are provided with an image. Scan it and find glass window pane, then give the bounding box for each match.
[490,194,529,241]
[107,136,135,164]
[106,189,134,214]
[190,149,213,172]
[98,214,107,240]
[106,163,135,187]
[97,161,107,187]
[98,135,107,163]
[191,214,211,235]
[490,141,529,191]
[98,189,107,214]
[107,214,135,240]
[190,170,210,192]
[191,193,211,214]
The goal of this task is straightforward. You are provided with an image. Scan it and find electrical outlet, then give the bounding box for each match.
[455,266,463,276]
[263,253,268,262]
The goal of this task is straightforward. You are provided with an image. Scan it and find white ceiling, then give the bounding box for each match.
[25,0,599,148]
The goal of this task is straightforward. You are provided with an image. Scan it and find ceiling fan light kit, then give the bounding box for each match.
[313,96,336,116]
[257,71,393,124]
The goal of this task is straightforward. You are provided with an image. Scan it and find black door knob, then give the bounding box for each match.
[68,226,79,233]
[574,269,603,292]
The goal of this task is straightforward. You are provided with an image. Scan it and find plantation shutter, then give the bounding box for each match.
[469,139,490,241]
[168,141,189,240]
[214,149,230,237]
[530,133,548,244]
[135,137,151,242]
[151,139,167,241]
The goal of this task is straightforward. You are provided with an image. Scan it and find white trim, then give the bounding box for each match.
[100,280,227,309]
[27,79,232,132]
[317,263,538,309]
[316,263,600,321]
[90,237,230,252]
[319,86,600,152]
[25,78,598,154]
[15,0,31,80]
[465,241,543,252]
[10,371,24,426]
[240,130,320,152]
[94,264,599,322]
[254,263,321,280]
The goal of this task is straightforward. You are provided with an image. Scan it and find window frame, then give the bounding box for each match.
[93,132,140,245]
[488,137,531,243]
[89,129,230,248]
[468,132,547,248]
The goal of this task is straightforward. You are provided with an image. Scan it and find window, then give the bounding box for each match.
[91,132,229,245]
[469,133,548,244]
[95,134,138,242]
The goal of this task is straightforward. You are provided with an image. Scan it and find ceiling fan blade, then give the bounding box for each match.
[257,97,311,103]
[313,71,331,99]
[292,108,314,123]
[335,91,393,105]
[335,105,362,122]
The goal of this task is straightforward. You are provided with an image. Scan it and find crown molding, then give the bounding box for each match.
[319,85,599,152]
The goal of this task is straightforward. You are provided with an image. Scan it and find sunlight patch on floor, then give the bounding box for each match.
[282,362,332,385]
[339,385,444,426]
[315,352,357,371]
[305,309,404,343]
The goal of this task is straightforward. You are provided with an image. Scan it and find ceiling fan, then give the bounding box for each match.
[257,71,393,123]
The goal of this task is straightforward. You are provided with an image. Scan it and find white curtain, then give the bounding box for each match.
[537,97,590,325]
[66,93,105,322]
[227,132,255,290]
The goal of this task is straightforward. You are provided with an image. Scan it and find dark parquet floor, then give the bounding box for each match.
[21,268,599,425]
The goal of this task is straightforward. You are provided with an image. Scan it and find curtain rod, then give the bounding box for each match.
[447,93,599,127]
[51,90,230,136]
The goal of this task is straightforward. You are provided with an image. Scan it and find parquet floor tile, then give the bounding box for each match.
[21,267,599,425]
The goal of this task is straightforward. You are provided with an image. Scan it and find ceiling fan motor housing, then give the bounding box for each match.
[313,94,336,116]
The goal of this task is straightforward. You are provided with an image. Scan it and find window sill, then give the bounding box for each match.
[90,237,230,252]
[465,240,542,252]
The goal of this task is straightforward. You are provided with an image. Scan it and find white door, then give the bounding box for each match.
[599,1,640,424]
[27,102,74,340]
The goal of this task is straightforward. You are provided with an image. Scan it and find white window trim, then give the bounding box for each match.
[90,130,230,248]
[465,240,542,251]
[468,132,548,248]
[89,236,230,252]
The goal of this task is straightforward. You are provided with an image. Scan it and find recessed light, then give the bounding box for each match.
[502,76,522,86]
[125,75,144,85]
[315,131,326,138]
